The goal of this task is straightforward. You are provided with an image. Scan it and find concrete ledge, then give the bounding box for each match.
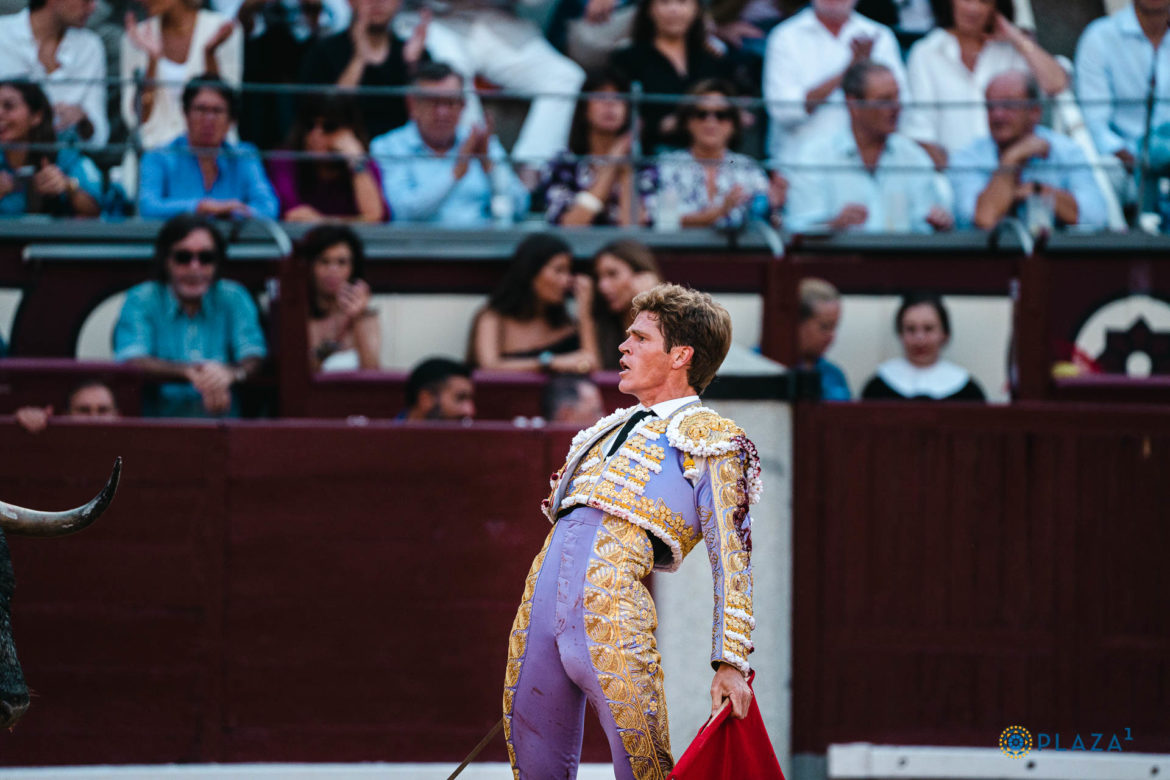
[828,743,1168,780]
[0,764,616,780]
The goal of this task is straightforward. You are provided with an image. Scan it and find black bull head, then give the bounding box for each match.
[0,458,122,729]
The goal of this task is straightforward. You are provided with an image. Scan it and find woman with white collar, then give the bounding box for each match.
[862,293,985,402]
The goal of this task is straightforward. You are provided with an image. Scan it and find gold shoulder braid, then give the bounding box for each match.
[666,406,763,551]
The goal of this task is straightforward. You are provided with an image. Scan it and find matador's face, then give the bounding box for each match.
[618,311,687,402]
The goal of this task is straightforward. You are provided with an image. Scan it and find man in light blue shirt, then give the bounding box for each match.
[785,60,952,233]
[1074,0,1170,171]
[113,215,267,417]
[950,71,1108,231]
[370,62,529,226]
[138,77,279,220]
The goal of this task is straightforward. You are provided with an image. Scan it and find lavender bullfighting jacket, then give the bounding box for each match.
[542,403,763,674]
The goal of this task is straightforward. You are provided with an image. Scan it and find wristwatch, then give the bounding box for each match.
[538,350,554,370]
[233,366,247,384]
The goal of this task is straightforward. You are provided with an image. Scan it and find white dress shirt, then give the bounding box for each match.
[1075,3,1170,158]
[645,395,700,419]
[902,28,1029,155]
[762,7,909,163]
[785,127,949,233]
[0,9,108,147]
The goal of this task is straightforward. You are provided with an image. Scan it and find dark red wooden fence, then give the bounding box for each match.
[793,402,1170,755]
[0,418,604,765]
[1,404,1168,765]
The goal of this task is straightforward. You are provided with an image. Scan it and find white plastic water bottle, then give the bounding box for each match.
[489,144,515,228]
[655,187,681,232]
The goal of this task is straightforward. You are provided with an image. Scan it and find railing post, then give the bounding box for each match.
[629,81,643,228]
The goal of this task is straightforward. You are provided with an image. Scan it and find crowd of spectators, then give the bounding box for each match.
[3,215,992,429]
[0,0,1160,232]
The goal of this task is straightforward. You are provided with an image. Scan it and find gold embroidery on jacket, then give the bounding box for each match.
[557,420,703,565]
[707,453,754,671]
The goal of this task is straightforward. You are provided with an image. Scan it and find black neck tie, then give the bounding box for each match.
[607,409,655,457]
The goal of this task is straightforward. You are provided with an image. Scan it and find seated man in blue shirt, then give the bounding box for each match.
[949,71,1108,231]
[370,62,530,226]
[785,60,953,234]
[138,76,279,220]
[797,277,850,400]
[113,215,267,417]
[1075,0,1170,183]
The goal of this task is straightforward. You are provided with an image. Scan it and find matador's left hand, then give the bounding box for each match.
[710,662,752,719]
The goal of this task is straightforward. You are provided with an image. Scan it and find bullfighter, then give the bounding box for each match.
[503,284,763,779]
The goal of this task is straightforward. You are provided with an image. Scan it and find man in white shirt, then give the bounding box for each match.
[786,60,952,233]
[762,0,908,164]
[393,0,585,168]
[0,0,108,146]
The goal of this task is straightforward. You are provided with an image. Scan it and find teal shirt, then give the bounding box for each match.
[113,279,267,417]
[0,148,102,217]
[817,357,851,401]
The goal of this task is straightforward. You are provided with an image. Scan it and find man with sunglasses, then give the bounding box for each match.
[113,215,267,417]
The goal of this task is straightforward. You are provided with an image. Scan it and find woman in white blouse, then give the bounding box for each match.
[656,80,786,228]
[121,0,242,150]
[903,0,1067,166]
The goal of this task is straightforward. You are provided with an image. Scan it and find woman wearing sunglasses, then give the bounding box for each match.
[268,95,387,222]
[656,79,784,227]
[112,214,267,417]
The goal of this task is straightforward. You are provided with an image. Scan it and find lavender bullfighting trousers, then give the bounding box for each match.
[503,505,673,780]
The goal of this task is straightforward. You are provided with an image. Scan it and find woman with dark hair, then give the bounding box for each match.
[113,214,267,417]
[268,96,387,223]
[861,293,985,401]
[656,80,784,227]
[608,0,735,151]
[903,0,1067,164]
[469,233,599,374]
[539,69,657,227]
[0,81,101,217]
[300,225,381,372]
[591,239,662,369]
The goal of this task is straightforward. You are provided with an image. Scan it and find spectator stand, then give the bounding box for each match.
[3,222,1170,412]
[0,220,287,415]
[274,224,790,419]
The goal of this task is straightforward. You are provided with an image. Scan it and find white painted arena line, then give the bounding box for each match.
[829,743,1169,780]
[0,765,616,780]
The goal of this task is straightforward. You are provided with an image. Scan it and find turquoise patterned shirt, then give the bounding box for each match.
[113,279,267,417]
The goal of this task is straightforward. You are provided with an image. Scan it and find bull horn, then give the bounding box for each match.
[0,457,122,537]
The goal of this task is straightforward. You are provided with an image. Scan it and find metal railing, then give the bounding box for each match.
[0,74,1165,233]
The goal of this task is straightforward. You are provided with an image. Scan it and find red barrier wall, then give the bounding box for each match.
[0,419,610,765]
[793,402,1170,755]
[3,404,1170,765]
